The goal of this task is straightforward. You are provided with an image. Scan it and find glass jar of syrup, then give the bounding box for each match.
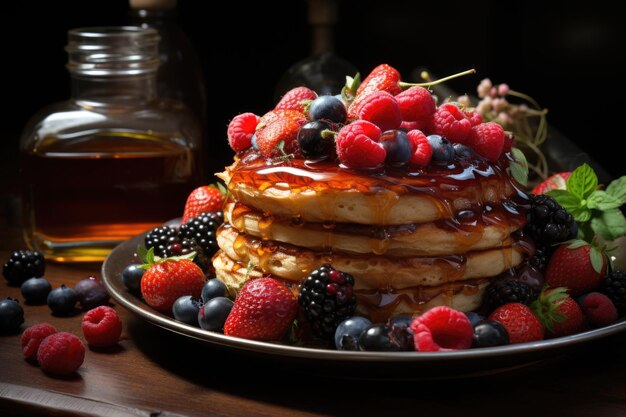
[20,26,203,262]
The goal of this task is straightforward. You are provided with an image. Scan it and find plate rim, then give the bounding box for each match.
[101,232,626,363]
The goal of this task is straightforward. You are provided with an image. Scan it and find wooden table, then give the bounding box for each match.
[2,219,626,417]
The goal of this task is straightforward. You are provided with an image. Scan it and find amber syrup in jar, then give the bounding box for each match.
[20,27,203,261]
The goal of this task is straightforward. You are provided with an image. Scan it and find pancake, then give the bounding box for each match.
[225,201,525,256]
[213,250,490,320]
[218,151,523,226]
[216,225,525,290]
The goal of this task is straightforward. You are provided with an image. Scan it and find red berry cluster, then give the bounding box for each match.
[226,63,508,169]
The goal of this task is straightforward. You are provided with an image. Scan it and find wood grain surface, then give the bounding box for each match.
[2,221,626,417]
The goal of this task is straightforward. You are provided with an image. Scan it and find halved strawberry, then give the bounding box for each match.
[531,172,571,195]
[255,110,307,158]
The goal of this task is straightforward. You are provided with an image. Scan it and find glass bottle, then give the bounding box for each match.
[20,27,203,262]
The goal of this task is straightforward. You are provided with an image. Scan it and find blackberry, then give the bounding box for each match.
[299,264,357,339]
[145,226,178,257]
[178,212,224,258]
[601,271,626,313]
[166,238,212,273]
[3,250,45,285]
[483,279,535,312]
[528,246,550,271]
[524,194,578,246]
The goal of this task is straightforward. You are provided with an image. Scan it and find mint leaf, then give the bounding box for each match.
[567,239,588,249]
[510,148,528,186]
[137,245,148,263]
[591,208,626,241]
[589,246,605,274]
[587,190,622,210]
[146,246,155,265]
[547,189,581,212]
[606,175,626,204]
[569,206,592,222]
[566,163,597,199]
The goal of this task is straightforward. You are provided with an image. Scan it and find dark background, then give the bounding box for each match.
[2,0,624,195]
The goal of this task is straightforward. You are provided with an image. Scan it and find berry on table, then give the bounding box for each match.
[74,276,110,310]
[308,95,347,124]
[81,306,122,347]
[524,194,578,247]
[47,285,78,315]
[297,120,334,157]
[488,303,544,344]
[334,316,372,351]
[579,292,618,327]
[198,297,234,331]
[471,320,510,348]
[410,306,474,352]
[144,226,178,258]
[172,295,202,326]
[37,332,85,375]
[201,278,228,303]
[182,185,226,224]
[20,277,52,304]
[380,130,413,166]
[0,298,25,333]
[298,264,357,339]
[427,135,455,163]
[601,270,626,313]
[336,120,385,168]
[227,112,261,152]
[121,264,144,295]
[21,323,57,360]
[224,277,298,341]
[3,250,45,286]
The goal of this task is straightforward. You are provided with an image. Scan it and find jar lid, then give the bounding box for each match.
[66,26,160,76]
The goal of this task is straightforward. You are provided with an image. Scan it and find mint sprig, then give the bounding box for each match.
[547,163,626,241]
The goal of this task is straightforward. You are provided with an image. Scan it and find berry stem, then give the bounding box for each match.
[398,69,476,89]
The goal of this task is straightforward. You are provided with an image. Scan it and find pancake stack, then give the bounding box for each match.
[213,151,529,322]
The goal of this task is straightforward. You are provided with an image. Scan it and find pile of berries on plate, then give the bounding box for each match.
[227,64,511,169]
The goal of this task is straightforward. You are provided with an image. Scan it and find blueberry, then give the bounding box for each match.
[251,133,259,151]
[0,298,24,333]
[20,277,52,304]
[297,120,333,157]
[388,315,413,329]
[172,295,201,326]
[47,285,77,315]
[359,324,405,351]
[198,297,233,331]
[74,276,109,310]
[122,264,144,295]
[309,95,347,123]
[472,320,510,348]
[427,135,455,163]
[334,316,372,350]
[465,311,485,327]
[453,143,475,159]
[380,130,412,166]
[201,279,228,303]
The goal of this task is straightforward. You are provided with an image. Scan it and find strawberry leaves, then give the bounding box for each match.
[547,163,626,241]
[136,245,196,270]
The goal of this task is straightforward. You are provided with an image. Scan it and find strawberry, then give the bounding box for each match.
[488,303,544,344]
[223,277,298,341]
[182,184,226,224]
[138,247,206,313]
[531,172,571,194]
[275,87,317,113]
[356,64,402,98]
[545,241,607,296]
[532,287,587,338]
[255,109,307,158]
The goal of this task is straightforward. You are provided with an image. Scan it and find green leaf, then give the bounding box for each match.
[345,75,354,88]
[591,208,626,241]
[569,205,592,223]
[351,72,361,91]
[146,246,155,265]
[137,245,148,263]
[509,148,528,186]
[547,189,581,213]
[567,239,589,249]
[566,163,598,199]
[589,246,605,274]
[606,175,626,204]
[587,190,622,210]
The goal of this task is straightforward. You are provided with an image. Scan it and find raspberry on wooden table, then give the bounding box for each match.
[21,323,57,360]
[37,332,85,375]
[82,306,122,347]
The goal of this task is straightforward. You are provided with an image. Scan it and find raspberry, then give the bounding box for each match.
[81,306,122,347]
[409,306,473,352]
[579,292,618,327]
[395,86,436,124]
[37,332,85,375]
[465,110,483,126]
[467,122,505,161]
[336,121,385,168]
[227,113,261,152]
[400,120,427,132]
[430,103,472,144]
[21,323,56,360]
[357,91,402,132]
[275,87,317,113]
[406,129,433,166]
